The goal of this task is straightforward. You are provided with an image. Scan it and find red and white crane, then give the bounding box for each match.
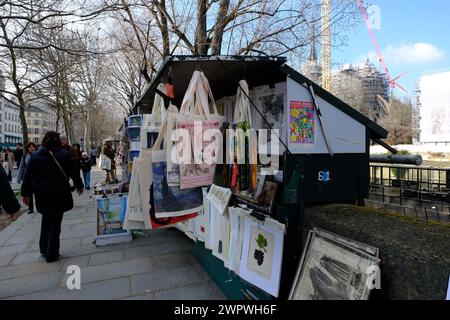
[357,0,408,94]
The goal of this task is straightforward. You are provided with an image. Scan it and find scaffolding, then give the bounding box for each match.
[331,61,389,122]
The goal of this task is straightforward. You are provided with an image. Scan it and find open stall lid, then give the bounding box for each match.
[133,55,388,140]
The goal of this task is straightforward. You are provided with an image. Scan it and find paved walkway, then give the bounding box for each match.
[0,169,225,300]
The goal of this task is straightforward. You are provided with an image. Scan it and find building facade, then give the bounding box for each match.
[25,104,57,144]
[0,98,23,147]
[416,71,450,145]
[0,70,23,147]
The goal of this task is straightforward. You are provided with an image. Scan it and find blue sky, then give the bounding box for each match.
[333,0,450,98]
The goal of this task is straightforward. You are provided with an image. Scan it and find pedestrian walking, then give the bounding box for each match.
[90,145,98,166]
[102,141,117,183]
[17,142,37,214]
[21,131,84,263]
[0,165,21,221]
[1,148,15,182]
[71,143,82,191]
[80,152,93,190]
[14,143,24,169]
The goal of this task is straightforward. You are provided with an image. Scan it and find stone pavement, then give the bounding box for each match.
[0,168,225,300]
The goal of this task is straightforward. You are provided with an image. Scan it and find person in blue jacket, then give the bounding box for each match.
[21,131,84,263]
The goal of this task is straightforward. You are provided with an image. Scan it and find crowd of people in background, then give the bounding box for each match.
[0,133,120,263]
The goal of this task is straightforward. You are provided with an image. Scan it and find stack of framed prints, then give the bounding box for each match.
[95,194,133,246]
[289,228,381,300]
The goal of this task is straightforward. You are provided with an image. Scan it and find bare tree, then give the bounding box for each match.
[0,0,121,144]
[379,97,413,145]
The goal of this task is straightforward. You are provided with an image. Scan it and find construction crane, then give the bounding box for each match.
[356,0,408,94]
[321,0,332,91]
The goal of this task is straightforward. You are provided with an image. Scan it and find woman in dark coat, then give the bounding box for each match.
[0,165,21,221]
[21,131,84,263]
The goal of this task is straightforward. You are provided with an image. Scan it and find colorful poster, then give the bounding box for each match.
[290,101,315,144]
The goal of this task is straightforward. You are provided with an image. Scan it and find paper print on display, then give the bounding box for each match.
[197,188,211,245]
[227,207,241,273]
[239,216,285,297]
[247,226,275,281]
[209,204,230,265]
[290,101,315,144]
[152,160,203,218]
[97,196,127,235]
[208,185,232,215]
[290,229,381,300]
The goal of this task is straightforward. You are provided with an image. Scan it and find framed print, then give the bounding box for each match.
[239,216,285,297]
[289,228,381,300]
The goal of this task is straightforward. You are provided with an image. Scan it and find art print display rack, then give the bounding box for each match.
[128,56,388,300]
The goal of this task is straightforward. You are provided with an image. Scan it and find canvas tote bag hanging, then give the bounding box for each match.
[150,103,203,222]
[231,80,257,193]
[141,83,167,149]
[176,71,224,190]
[123,157,146,230]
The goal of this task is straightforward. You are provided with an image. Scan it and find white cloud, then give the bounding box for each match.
[356,42,445,67]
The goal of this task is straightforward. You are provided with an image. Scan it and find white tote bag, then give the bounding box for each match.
[123,157,146,230]
[150,104,203,220]
[99,154,111,170]
[176,71,224,190]
[137,149,153,229]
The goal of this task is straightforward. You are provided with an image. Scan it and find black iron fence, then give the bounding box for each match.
[369,164,450,222]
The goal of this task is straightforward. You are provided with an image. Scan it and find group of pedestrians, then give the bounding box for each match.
[1,132,88,263]
[0,132,115,263]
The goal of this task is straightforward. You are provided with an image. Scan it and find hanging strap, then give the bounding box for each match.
[48,150,70,184]
[233,80,252,126]
[153,103,179,151]
[180,71,219,118]
[151,83,167,127]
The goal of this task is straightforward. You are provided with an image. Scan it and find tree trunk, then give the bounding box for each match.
[18,96,29,145]
[160,0,170,57]
[195,0,208,55]
[211,0,230,55]
[83,104,91,151]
